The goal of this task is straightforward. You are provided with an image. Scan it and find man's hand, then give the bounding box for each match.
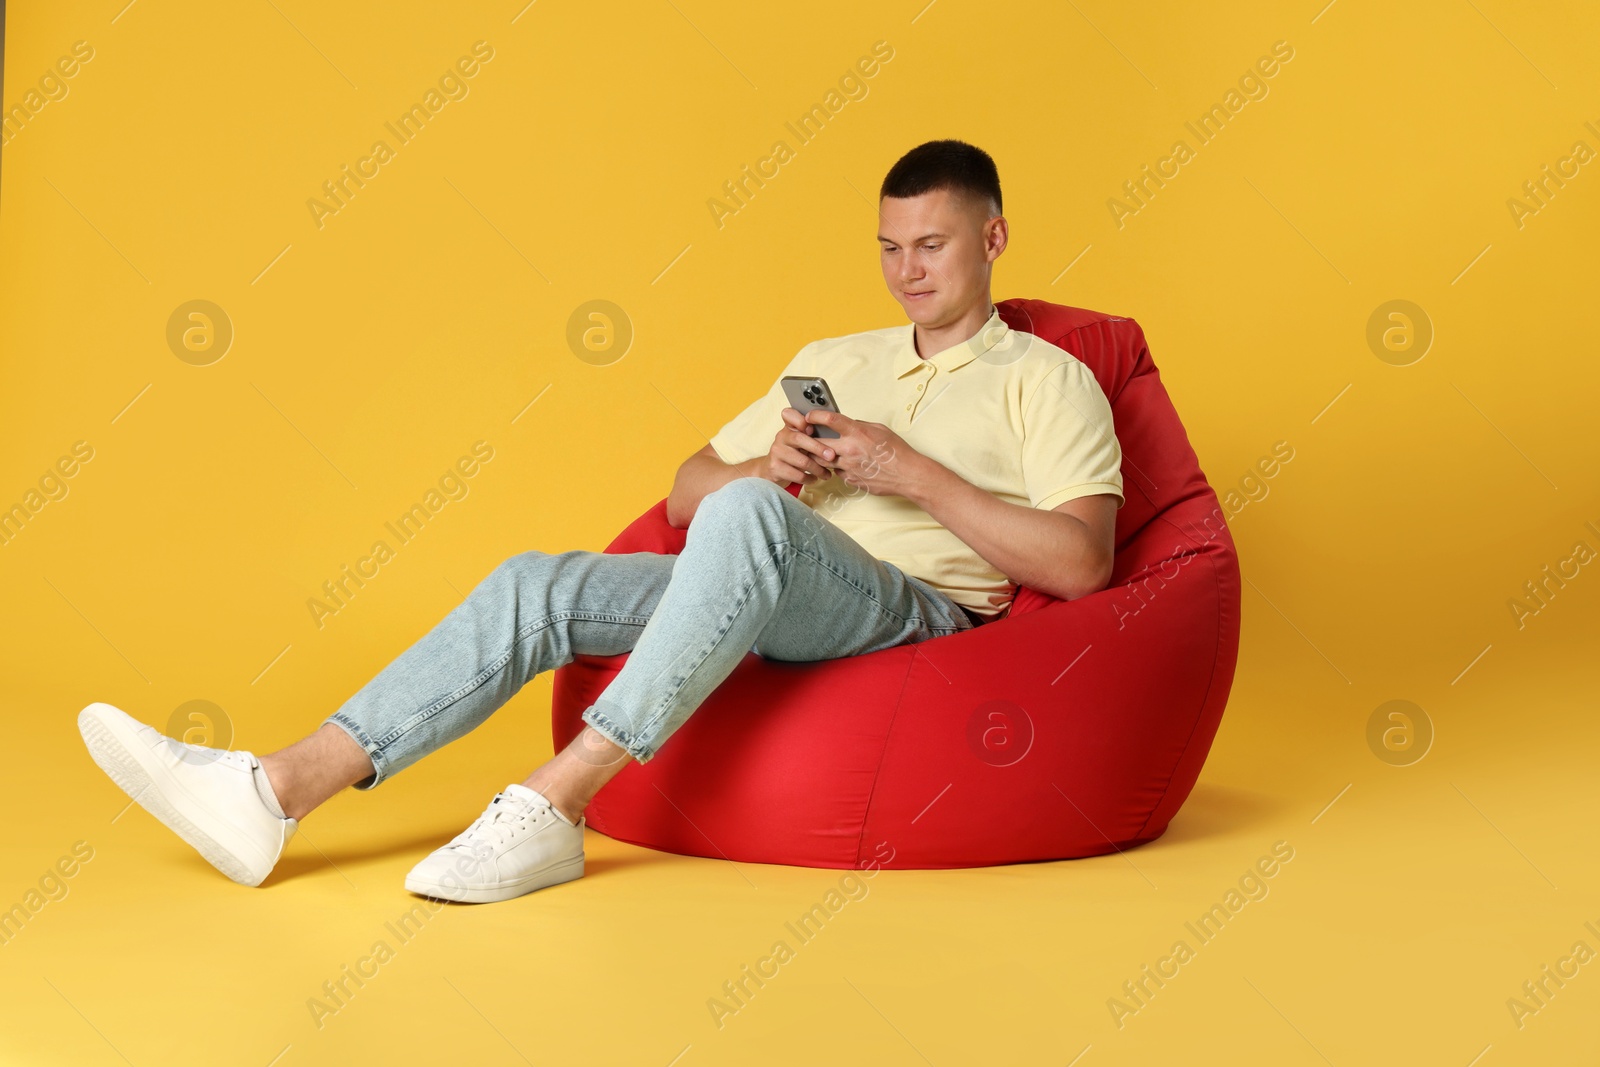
[799,407,1113,601]
[760,407,844,487]
[802,408,928,498]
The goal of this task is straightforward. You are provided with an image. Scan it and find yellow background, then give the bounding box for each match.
[2,0,1597,1063]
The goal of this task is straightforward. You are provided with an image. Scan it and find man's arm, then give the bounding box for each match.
[902,459,1117,603]
[667,410,841,529]
[666,445,766,529]
[795,406,1117,602]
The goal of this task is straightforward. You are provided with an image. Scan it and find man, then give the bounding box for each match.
[78,139,1123,904]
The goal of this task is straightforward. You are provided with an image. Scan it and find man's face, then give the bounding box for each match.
[878,187,1001,329]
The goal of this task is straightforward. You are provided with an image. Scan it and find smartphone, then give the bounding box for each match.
[780,376,841,439]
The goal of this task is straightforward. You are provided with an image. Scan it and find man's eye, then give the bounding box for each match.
[923,244,941,252]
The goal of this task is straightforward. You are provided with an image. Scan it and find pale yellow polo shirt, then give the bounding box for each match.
[707,306,1123,620]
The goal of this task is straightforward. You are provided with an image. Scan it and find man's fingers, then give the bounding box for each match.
[780,444,835,483]
[806,406,844,428]
[777,460,817,485]
[787,429,835,463]
[785,446,822,476]
[768,417,841,485]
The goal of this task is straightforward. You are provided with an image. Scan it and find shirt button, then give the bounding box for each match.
[917,383,924,391]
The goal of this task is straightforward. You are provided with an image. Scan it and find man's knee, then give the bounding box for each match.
[698,476,787,520]
[499,548,552,572]
[695,478,833,584]
[709,475,785,501]
[478,549,552,597]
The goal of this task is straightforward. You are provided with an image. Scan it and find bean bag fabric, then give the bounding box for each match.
[550,298,1241,869]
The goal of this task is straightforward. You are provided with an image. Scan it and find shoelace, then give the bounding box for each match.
[446,792,545,853]
[157,735,253,770]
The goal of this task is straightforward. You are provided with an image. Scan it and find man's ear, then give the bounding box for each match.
[985,215,1009,261]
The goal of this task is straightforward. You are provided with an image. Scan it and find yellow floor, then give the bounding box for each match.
[4,628,1596,1065]
[4,0,1598,1062]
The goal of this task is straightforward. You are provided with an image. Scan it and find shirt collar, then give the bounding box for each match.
[893,305,1010,379]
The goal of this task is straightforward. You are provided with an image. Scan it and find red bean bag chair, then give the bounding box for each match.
[551,298,1241,869]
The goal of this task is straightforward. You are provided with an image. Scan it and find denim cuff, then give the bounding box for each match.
[324,712,386,790]
[580,702,656,765]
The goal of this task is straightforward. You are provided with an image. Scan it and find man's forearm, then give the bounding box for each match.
[666,454,770,528]
[901,457,1110,601]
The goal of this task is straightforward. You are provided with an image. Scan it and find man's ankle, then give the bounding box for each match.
[257,756,303,820]
[521,777,586,824]
[550,799,585,825]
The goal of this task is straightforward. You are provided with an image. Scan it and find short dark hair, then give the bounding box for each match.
[880,139,1002,215]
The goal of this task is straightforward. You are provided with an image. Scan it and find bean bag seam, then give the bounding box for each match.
[1043,313,1141,402]
[1130,513,1230,841]
[853,649,919,869]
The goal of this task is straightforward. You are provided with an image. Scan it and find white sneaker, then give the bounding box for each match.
[404,783,585,904]
[77,702,296,887]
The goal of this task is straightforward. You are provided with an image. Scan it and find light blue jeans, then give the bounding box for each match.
[326,476,978,781]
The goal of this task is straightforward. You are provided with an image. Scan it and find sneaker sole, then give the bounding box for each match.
[78,703,269,887]
[404,854,585,904]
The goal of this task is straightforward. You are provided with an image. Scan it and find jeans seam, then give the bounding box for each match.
[627,540,782,749]
[368,609,652,752]
[799,546,964,636]
[904,576,972,635]
[784,536,912,626]
[793,487,962,633]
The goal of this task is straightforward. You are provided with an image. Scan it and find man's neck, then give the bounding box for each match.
[912,298,995,360]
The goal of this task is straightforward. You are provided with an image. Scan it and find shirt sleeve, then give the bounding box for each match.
[707,343,814,465]
[1021,359,1125,511]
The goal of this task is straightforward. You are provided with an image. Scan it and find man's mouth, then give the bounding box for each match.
[904,290,933,301]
